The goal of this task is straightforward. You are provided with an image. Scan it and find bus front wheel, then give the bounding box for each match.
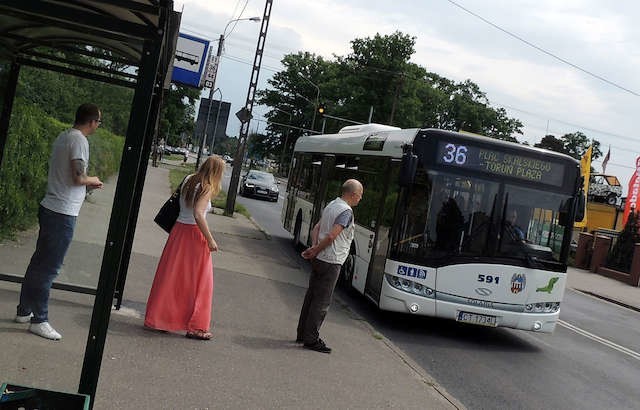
[339,253,355,288]
[293,214,302,251]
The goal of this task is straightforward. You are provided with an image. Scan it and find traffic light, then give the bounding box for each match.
[317,103,326,117]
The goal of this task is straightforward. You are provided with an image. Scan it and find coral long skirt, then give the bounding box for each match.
[144,222,213,332]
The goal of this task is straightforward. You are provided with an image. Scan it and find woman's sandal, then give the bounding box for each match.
[186,330,212,340]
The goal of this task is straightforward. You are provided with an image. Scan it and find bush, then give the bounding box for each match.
[0,100,123,239]
[607,210,640,273]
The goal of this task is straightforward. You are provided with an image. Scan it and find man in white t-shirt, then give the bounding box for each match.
[296,179,363,353]
[15,103,104,340]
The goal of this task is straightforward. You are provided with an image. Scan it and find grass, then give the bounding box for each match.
[168,167,250,218]
[164,153,187,162]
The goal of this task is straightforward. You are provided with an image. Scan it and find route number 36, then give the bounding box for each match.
[442,143,468,165]
[477,274,500,284]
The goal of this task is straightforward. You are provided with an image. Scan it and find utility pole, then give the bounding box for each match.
[226,0,273,216]
[195,16,260,168]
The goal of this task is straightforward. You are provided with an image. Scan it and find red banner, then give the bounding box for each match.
[623,156,640,225]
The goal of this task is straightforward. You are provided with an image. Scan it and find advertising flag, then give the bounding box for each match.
[623,157,640,225]
[602,146,611,174]
[574,145,592,228]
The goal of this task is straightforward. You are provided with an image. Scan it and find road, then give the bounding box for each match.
[222,167,640,409]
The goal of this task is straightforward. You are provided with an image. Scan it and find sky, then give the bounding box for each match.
[173,0,640,189]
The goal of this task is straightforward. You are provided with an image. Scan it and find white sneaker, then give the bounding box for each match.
[29,322,62,340]
[14,313,33,323]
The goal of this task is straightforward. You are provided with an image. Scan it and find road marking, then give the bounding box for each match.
[558,319,640,361]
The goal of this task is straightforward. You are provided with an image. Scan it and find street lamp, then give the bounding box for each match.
[298,71,320,131]
[273,107,292,175]
[196,16,260,168]
[203,87,222,156]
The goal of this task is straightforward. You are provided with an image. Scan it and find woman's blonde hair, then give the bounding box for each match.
[182,155,225,207]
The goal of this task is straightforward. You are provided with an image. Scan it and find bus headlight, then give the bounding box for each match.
[525,302,560,313]
[385,274,434,299]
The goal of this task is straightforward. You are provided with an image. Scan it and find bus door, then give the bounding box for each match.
[364,159,400,303]
[308,155,333,241]
[283,156,300,231]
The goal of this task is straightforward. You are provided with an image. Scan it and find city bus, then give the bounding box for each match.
[282,124,584,333]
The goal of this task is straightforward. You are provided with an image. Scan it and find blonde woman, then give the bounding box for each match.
[144,156,225,340]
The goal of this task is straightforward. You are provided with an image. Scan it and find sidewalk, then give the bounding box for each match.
[566,266,640,311]
[0,165,460,409]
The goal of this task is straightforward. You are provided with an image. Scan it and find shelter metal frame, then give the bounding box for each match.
[0,1,181,406]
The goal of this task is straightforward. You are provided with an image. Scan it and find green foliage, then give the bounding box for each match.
[256,31,525,172]
[0,99,124,240]
[213,137,238,157]
[560,132,601,161]
[0,101,54,237]
[607,211,640,273]
[16,65,133,136]
[534,132,602,163]
[159,84,201,147]
[535,135,567,154]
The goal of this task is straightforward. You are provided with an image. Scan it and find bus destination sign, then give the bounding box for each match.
[436,141,565,187]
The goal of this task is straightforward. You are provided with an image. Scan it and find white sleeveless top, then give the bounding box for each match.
[316,197,355,265]
[176,175,211,225]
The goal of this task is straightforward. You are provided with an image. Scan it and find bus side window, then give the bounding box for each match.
[296,154,322,202]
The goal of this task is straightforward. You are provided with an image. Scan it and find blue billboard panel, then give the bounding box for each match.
[171,33,209,88]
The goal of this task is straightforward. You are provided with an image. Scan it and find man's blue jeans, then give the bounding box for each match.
[17,205,76,323]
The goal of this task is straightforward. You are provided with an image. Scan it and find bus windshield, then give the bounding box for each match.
[392,169,571,269]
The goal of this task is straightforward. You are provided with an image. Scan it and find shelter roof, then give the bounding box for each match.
[0,0,179,87]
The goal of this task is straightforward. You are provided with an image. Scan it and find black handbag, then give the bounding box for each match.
[154,176,187,233]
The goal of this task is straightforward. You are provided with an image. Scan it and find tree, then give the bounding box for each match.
[17,64,134,136]
[158,84,200,147]
[215,136,238,157]
[535,135,567,154]
[247,131,277,161]
[560,131,602,161]
[256,31,525,166]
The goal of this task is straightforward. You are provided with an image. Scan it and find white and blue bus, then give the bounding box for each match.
[282,124,583,333]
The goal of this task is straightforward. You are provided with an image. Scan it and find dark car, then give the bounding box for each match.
[239,170,279,202]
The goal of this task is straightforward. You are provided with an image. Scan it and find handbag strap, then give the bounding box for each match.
[172,175,190,198]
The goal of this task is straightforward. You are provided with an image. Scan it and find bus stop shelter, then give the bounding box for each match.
[0,0,180,406]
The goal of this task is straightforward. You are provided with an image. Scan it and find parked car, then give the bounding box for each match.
[239,170,279,202]
[588,173,622,205]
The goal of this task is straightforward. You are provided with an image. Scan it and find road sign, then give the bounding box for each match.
[235,107,253,122]
[171,33,209,88]
[202,55,219,88]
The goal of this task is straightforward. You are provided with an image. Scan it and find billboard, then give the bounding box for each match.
[623,157,640,225]
[195,98,231,149]
[171,33,209,88]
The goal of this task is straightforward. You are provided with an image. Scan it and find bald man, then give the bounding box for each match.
[296,179,363,353]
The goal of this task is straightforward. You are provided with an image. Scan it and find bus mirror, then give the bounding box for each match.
[400,153,418,187]
[574,192,586,222]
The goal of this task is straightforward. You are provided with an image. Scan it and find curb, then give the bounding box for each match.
[333,294,466,410]
[210,207,271,240]
[248,215,271,240]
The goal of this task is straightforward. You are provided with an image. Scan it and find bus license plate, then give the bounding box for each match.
[456,311,497,327]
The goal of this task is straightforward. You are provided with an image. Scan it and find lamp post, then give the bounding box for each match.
[298,71,319,131]
[208,88,222,155]
[196,16,260,168]
[274,107,292,175]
